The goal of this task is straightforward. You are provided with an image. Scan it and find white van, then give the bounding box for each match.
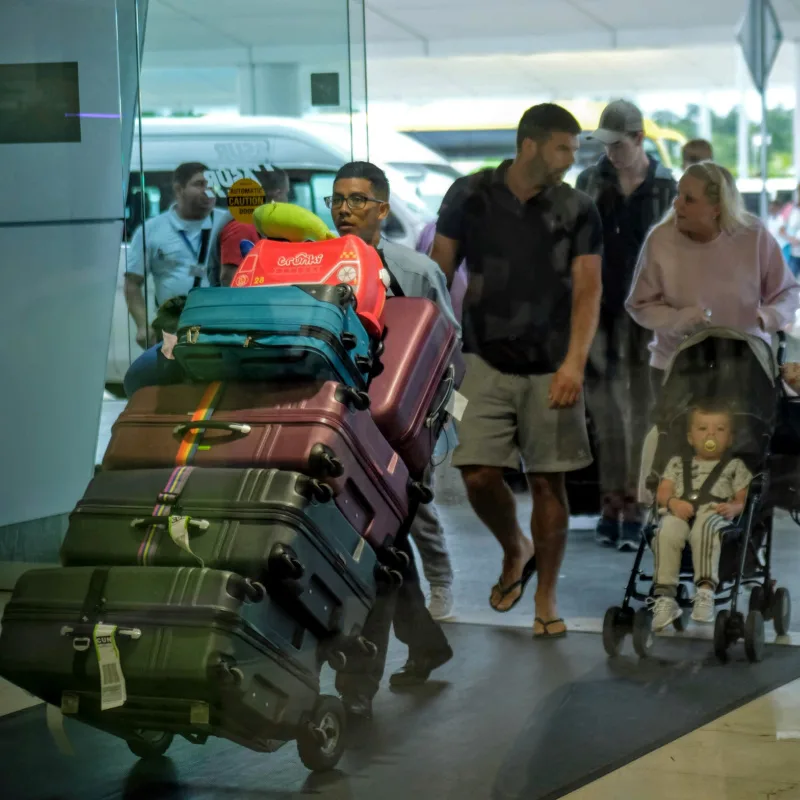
[106,116,461,391]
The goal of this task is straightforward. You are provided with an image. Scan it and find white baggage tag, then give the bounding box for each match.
[168,515,205,566]
[93,624,127,711]
[445,390,468,422]
[47,703,75,756]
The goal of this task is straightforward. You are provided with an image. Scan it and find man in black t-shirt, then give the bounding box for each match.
[430,104,603,639]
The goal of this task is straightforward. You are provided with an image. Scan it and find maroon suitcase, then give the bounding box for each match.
[102,381,411,549]
[368,297,465,476]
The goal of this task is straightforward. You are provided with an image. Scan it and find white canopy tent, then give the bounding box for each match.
[138,0,800,173]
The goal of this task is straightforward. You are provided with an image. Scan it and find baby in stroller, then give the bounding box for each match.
[604,329,792,663]
[651,401,752,631]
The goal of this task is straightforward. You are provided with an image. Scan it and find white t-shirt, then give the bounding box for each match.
[126,207,227,305]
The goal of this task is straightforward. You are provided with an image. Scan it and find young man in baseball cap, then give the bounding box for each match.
[577,100,677,552]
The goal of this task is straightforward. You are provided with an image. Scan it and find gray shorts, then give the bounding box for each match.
[452,353,593,474]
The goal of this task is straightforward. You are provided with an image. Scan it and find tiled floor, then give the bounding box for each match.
[565,676,800,799]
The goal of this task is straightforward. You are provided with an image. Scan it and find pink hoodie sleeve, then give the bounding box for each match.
[625,229,705,334]
[757,225,800,333]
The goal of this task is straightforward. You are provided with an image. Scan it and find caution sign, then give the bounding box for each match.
[226,178,266,224]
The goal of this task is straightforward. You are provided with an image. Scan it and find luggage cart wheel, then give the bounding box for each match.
[673,584,692,632]
[127,730,174,760]
[714,610,731,663]
[632,607,654,659]
[744,610,766,663]
[773,588,792,636]
[602,606,627,657]
[340,332,358,350]
[297,696,347,772]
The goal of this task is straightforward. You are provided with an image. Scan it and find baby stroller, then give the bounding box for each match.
[603,328,793,664]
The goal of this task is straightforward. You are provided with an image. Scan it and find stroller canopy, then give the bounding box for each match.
[654,327,777,430]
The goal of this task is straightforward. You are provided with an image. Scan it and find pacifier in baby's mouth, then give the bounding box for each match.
[703,438,718,454]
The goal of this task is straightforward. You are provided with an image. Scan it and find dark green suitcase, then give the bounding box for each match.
[61,467,381,640]
[0,566,327,753]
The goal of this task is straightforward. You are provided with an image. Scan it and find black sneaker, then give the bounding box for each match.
[389,646,453,688]
[617,521,642,552]
[595,516,619,546]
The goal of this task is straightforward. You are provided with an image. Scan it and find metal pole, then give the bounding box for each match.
[761,88,769,220]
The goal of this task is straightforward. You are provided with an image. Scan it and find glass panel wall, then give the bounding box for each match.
[107,0,372,404]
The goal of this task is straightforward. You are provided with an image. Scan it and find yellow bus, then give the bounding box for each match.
[397,100,686,178]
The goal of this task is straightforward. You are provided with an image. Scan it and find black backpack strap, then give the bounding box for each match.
[192,213,214,289]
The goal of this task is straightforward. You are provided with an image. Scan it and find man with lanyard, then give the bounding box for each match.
[327,161,458,721]
[124,161,227,349]
[576,100,677,551]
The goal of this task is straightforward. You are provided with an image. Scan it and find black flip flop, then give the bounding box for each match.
[533,617,567,639]
[489,555,537,613]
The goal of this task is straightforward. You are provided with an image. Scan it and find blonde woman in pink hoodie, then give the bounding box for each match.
[626,162,799,383]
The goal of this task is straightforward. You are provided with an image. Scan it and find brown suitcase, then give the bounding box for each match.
[368,297,465,476]
[102,381,412,549]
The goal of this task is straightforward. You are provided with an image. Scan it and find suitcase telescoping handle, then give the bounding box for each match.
[60,625,142,651]
[173,421,251,436]
[425,364,456,429]
[130,517,210,531]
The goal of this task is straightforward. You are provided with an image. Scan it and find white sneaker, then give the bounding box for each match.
[651,596,681,632]
[428,586,454,621]
[692,587,715,624]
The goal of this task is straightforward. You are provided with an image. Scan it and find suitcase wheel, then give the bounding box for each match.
[243,580,267,604]
[327,650,347,671]
[375,564,404,587]
[357,636,378,658]
[309,444,345,479]
[297,476,335,504]
[340,332,358,350]
[334,283,357,308]
[126,730,174,760]
[409,481,435,505]
[297,695,347,772]
[354,355,373,374]
[334,385,371,412]
[268,544,305,581]
[385,547,410,570]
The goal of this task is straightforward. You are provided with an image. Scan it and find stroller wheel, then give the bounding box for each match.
[744,610,766,663]
[773,588,792,637]
[632,607,654,659]
[673,584,692,632]
[602,606,627,657]
[714,610,731,663]
[749,585,765,615]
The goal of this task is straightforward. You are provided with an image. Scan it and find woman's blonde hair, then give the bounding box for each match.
[665,161,755,235]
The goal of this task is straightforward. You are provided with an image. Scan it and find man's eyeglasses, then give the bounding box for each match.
[324,194,383,211]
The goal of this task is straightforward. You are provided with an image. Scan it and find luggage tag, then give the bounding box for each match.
[445,390,468,421]
[168,515,206,567]
[93,624,127,711]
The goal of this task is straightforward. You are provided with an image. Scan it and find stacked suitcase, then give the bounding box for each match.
[0,235,464,773]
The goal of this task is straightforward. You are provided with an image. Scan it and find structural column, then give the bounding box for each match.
[794,41,800,180]
[238,62,302,117]
[737,52,751,179]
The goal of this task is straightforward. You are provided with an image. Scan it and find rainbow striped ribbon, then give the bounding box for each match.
[175,381,225,465]
[137,465,194,566]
